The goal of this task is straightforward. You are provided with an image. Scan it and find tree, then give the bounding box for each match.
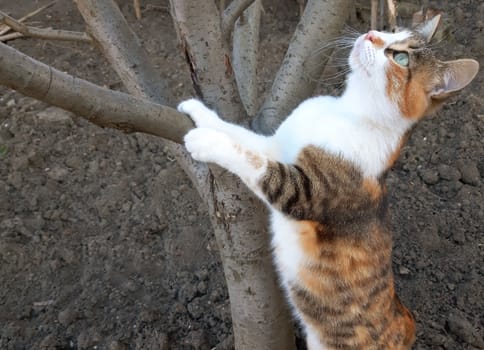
[0,0,351,348]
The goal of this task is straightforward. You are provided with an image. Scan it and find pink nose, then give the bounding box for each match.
[365,31,377,43]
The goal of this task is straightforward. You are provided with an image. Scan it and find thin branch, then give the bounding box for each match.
[371,0,378,29]
[75,0,171,105]
[387,0,397,31]
[0,32,23,42]
[0,10,92,43]
[134,0,142,20]
[0,0,56,35]
[222,0,257,41]
[253,0,351,134]
[170,0,243,122]
[232,0,262,117]
[0,42,192,143]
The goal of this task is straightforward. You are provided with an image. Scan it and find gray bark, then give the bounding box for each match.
[0,42,192,143]
[253,0,351,134]
[232,0,262,117]
[169,2,295,349]
[0,1,353,348]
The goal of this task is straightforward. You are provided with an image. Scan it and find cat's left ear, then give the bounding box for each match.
[416,14,441,43]
[430,59,479,100]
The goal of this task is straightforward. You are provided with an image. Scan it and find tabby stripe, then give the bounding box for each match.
[281,171,300,214]
[294,165,312,201]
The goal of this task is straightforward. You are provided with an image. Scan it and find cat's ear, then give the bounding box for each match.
[415,14,441,43]
[430,59,479,100]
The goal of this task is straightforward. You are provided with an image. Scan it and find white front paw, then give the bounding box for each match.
[184,128,233,164]
[177,99,221,129]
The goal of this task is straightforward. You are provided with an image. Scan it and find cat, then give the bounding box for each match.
[178,14,478,350]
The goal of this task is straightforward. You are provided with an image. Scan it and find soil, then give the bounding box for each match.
[0,0,482,349]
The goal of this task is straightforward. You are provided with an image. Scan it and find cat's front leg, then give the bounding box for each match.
[177,99,224,130]
[184,128,269,199]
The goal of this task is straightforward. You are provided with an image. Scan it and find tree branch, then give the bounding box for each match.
[253,0,351,134]
[0,10,92,43]
[222,0,257,41]
[232,0,262,117]
[0,0,56,36]
[75,0,172,105]
[0,42,192,143]
[170,0,244,123]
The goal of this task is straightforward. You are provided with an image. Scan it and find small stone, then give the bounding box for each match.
[109,340,127,350]
[456,160,480,186]
[446,312,484,347]
[39,334,58,349]
[216,335,234,350]
[183,329,208,350]
[454,7,465,23]
[197,281,208,294]
[419,168,439,185]
[452,229,466,245]
[47,166,69,181]
[6,99,16,107]
[178,282,197,303]
[187,297,204,319]
[37,106,73,124]
[399,266,410,275]
[58,307,77,327]
[438,164,461,181]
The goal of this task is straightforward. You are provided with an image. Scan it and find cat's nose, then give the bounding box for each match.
[364,31,377,43]
[364,30,384,47]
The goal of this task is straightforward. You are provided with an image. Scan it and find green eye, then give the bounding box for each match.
[393,51,409,66]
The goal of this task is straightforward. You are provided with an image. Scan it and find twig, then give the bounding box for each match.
[0,0,56,35]
[387,0,397,31]
[232,0,262,117]
[371,0,378,29]
[0,32,23,42]
[75,0,170,104]
[133,0,141,20]
[254,0,351,134]
[0,10,92,43]
[0,42,192,143]
[222,0,256,40]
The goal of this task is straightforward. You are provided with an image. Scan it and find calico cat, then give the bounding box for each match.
[178,15,478,350]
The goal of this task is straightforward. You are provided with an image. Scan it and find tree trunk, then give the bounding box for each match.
[0,0,352,348]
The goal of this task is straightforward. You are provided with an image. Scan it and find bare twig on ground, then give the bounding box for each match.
[222,0,256,40]
[0,10,92,43]
[134,0,141,19]
[75,0,171,105]
[0,32,23,42]
[0,42,192,143]
[0,0,56,35]
[253,0,351,134]
[232,0,262,116]
[170,0,243,122]
[371,0,378,29]
[387,0,397,31]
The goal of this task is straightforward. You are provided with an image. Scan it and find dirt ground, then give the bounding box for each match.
[0,0,482,349]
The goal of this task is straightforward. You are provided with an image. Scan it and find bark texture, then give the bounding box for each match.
[0,42,192,143]
[253,0,351,134]
[0,1,352,348]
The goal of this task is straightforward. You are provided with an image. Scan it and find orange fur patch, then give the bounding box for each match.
[402,77,429,119]
[244,150,264,169]
[372,36,385,48]
[362,178,382,201]
[386,63,432,120]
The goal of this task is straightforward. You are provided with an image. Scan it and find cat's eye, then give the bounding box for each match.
[393,51,409,67]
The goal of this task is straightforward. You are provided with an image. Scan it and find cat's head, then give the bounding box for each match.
[349,15,479,120]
